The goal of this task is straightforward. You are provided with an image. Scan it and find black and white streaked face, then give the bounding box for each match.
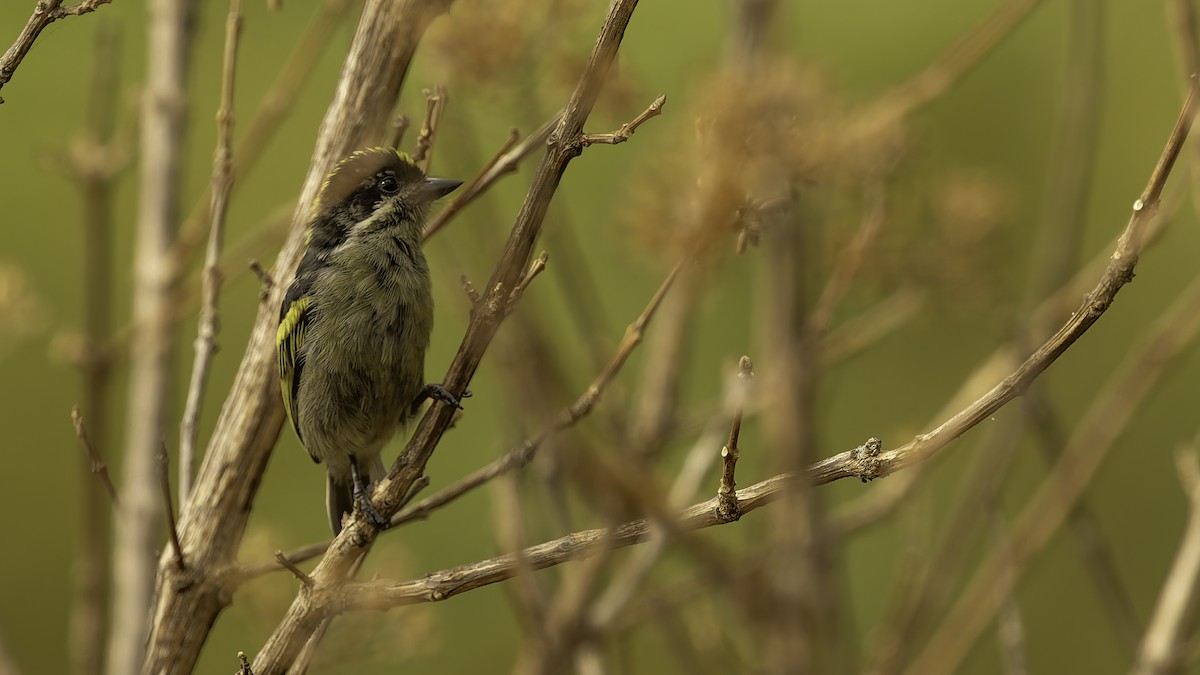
[307,148,460,253]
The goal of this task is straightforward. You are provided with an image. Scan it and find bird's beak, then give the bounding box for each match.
[418,177,463,202]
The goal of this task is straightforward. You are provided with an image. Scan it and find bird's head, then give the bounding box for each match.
[308,148,461,250]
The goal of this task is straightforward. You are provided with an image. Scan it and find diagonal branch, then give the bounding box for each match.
[0,0,113,104]
[808,91,1197,485]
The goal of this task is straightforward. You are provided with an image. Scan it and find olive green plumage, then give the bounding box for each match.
[277,148,461,534]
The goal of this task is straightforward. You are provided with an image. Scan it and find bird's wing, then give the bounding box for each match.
[277,275,314,449]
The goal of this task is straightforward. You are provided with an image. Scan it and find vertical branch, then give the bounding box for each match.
[66,21,122,675]
[108,0,195,673]
[179,0,243,506]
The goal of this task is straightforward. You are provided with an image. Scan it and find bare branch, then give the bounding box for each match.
[274,551,313,589]
[508,251,549,311]
[716,356,753,521]
[158,444,185,571]
[412,85,447,171]
[809,92,1198,485]
[0,0,113,104]
[180,0,243,506]
[580,94,666,146]
[422,119,555,242]
[70,406,120,510]
[109,0,196,671]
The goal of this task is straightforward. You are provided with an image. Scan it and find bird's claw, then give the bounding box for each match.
[414,383,470,413]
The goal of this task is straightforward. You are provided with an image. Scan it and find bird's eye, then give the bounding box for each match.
[378,175,399,194]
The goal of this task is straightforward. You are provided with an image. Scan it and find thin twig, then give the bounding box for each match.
[422,118,557,242]
[180,0,243,506]
[0,0,113,104]
[315,469,815,616]
[248,259,273,299]
[158,443,185,571]
[71,406,120,510]
[274,551,314,589]
[462,275,480,304]
[580,94,666,146]
[63,23,122,675]
[807,92,1198,485]
[716,356,753,521]
[412,85,447,171]
[237,651,253,675]
[508,251,549,311]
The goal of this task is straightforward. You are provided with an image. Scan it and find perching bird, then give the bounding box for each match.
[277,147,462,534]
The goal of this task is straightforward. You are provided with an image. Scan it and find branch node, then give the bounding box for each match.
[71,405,121,511]
[852,437,884,482]
[412,85,447,172]
[158,442,186,570]
[717,356,754,521]
[248,259,273,300]
[579,94,666,147]
[507,251,549,312]
[275,550,314,589]
[461,274,479,305]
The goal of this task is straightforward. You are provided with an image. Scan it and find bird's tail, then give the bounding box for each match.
[326,454,386,535]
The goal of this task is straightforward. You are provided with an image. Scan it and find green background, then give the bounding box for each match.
[1,0,1198,673]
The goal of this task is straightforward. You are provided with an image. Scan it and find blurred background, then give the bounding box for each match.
[2,0,1200,673]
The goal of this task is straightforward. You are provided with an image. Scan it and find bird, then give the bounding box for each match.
[277,147,463,534]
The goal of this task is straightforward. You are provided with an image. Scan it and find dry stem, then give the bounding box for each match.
[71,407,120,510]
[110,1,195,671]
[716,356,753,521]
[580,94,666,146]
[422,117,558,241]
[0,0,113,103]
[412,85,447,171]
[179,0,243,506]
[807,91,1197,485]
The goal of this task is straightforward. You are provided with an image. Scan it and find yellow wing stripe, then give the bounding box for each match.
[277,295,312,440]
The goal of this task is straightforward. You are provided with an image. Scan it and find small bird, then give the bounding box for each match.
[277,147,462,534]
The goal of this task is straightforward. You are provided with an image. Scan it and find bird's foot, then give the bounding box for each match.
[349,460,391,531]
[412,383,471,414]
